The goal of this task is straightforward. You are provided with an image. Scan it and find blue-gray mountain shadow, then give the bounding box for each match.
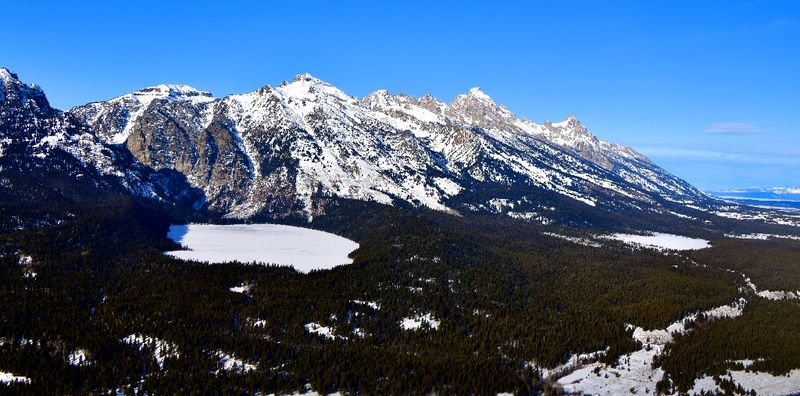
[166,224,190,246]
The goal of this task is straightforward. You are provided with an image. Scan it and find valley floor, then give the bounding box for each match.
[1,201,799,394]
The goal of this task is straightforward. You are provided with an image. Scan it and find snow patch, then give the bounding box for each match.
[557,347,663,395]
[214,350,257,373]
[0,371,30,385]
[556,299,746,395]
[692,369,800,395]
[252,319,267,327]
[305,322,340,340]
[352,300,380,310]
[432,177,463,196]
[743,275,800,301]
[400,312,440,331]
[757,289,800,301]
[725,233,800,241]
[68,349,90,367]
[121,334,180,368]
[229,283,251,294]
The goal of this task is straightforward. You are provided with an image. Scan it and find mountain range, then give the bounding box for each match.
[2,67,726,229]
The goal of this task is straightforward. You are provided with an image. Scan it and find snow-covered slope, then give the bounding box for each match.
[0,68,203,227]
[66,72,715,221]
[71,84,215,144]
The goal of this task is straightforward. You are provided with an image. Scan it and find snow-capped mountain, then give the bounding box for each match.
[6,67,714,224]
[0,68,202,229]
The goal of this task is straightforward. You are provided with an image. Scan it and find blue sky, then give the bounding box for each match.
[4,1,799,190]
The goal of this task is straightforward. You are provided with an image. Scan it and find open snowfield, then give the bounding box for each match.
[692,369,800,395]
[605,232,710,250]
[556,299,747,395]
[165,224,359,273]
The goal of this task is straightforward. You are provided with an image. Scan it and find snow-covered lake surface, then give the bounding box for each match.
[604,232,710,250]
[165,223,359,273]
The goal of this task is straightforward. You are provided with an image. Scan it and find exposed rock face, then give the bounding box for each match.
[0,68,55,118]
[6,67,711,223]
[0,68,202,224]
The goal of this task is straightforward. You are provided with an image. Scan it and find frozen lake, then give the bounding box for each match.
[605,232,710,250]
[165,223,359,273]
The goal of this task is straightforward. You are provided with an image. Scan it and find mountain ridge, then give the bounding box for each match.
[4,67,719,227]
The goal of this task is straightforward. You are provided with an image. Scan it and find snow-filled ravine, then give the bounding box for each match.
[165,224,359,273]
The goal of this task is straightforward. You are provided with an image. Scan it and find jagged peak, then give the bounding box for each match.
[361,89,395,108]
[0,67,19,83]
[467,87,492,101]
[139,83,209,95]
[129,84,213,101]
[358,89,447,124]
[0,67,44,93]
[418,93,448,110]
[545,114,587,130]
[100,83,216,109]
[420,93,437,101]
[362,89,422,105]
[0,67,53,114]
[451,87,499,109]
[292,72,328,85]
[279,72,352,103]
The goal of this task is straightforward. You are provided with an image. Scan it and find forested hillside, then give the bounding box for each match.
[2,192,799,394]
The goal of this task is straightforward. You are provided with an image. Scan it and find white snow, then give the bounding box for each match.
[0,371,30,385]
[726,233,800,241]
[556,299,746,395]
[68,349,90,366]
[627,299,746,346]
[352,300,380,310]
[304,322,340,340]
[252,319,267,327]
[692,369,800,395]
[467,87,494,102]
[400,312,440,331]
[543,232,602,248]
[604,232,710,250]
[64,69,715,219]
[668,210,696,220]
[528,349,609,380]
[121,334,180,368]
[214,350,257,372]
[165,223,359,273]
[264,384,343,396]
[229,284,251,294]
[432,177,463,196]
[757,289,800,300]
[351,327,367,338]
[743,275,800,301]
[729,358,762,369]
[98,84,215,144]
[714,209,800,227]
[557,347,664,395]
